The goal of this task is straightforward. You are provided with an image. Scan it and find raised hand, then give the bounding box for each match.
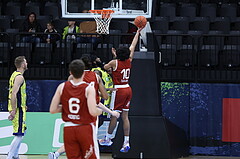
[111,47,117,58]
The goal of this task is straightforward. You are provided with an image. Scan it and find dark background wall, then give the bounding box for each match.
[1,81,240,156]
[0,80,63,112]
[162,82,240,156]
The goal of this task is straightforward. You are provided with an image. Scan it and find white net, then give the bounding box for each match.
[91,10,113,34]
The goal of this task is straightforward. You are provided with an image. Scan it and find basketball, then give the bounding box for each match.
[134,16,147,28]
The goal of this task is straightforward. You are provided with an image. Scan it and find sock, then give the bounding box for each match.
[7,136,23,159]
[13,138,22,158]
[106,133,113,139]
[55,152,60,157]
[124,136,129,144]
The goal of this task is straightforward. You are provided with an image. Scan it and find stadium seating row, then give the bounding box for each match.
[0,1,60,19]
[151,16,240,34]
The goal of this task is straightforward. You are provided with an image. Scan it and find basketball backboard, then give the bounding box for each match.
[61,0,153,19]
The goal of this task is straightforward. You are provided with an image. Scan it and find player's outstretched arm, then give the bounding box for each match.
[97,102,120,118]
[87,84,102,117]
[129,27,143,61]
[111,47,117,59]
[50,83,64,114]
[104,60,116,71]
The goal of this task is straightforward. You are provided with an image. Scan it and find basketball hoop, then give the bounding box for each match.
[89,10,114,35]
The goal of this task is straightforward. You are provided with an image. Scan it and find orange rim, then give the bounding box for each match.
[89,10,114,14]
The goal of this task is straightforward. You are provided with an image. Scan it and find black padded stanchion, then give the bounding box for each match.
[112,116,189,159]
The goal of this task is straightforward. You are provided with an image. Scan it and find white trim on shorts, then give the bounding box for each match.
[91,123,100,159]
[64,122,81,127]
[109,85,130,112]
[95,116,98,134]
[114,109,122,113]
[114,84,130,88]
[109,90,116,110]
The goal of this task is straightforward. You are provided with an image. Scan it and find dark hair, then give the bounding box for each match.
[69,59,85,78]
[90,54,104,68]
[14,56,26,68]
[90,54,98,62]
[81,54,92,70]
[47,22,54,27]
[28,12,36,20]
[116,46,130,61]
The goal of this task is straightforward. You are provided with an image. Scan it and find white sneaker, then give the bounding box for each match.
[120,142,130,153]
[48,152,58,159]
[99,136,113,146]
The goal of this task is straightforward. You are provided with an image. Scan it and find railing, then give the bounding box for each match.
[1,32,240,83]
[0,32,134,80]
[150,33,240,83]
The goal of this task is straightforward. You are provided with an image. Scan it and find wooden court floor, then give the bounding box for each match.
[0,153,112,159]
[1,154,240,159]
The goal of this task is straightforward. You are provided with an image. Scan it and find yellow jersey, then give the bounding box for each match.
[8,71,26,111]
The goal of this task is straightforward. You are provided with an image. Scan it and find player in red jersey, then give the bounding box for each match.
[48,56,120,159]
[99,27,143,152]
[49,59,102,159]
[81,55,107,104]
[77,55,120,118]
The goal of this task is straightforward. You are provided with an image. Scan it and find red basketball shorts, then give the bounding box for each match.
[112,85,132,112]
[64,123,99,159]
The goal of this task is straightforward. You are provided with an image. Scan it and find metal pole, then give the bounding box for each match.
[119,0,122,12]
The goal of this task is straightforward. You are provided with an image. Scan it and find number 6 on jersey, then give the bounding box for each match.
[69,97,80,114]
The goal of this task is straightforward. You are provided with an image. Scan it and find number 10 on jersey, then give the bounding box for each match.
[121,68,130,79]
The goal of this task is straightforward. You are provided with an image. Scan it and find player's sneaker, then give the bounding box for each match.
[99,136,113,146]
[12,157,20,159]
[48,152,58,159]
[120,142,130,153]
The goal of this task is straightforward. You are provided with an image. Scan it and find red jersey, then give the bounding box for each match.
[112,59,131,85]
[83,70,100,104]
[61,81,96,124]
